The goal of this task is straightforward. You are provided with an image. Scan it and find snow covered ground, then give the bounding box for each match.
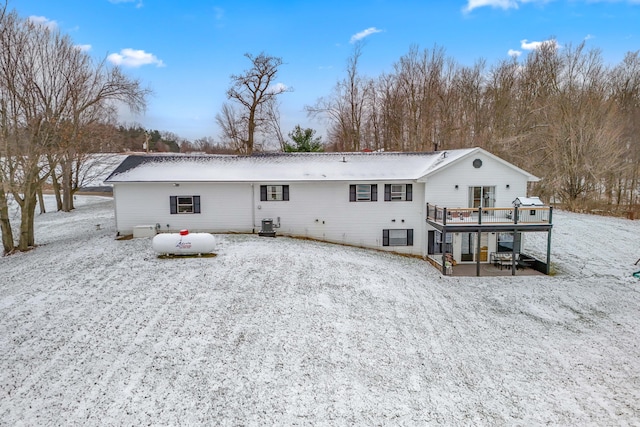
[1,196,639,425]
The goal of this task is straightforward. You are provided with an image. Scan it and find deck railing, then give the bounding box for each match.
[426,203,552,226]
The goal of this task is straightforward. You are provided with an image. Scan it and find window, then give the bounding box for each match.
[260,185,289,201]
[349,184,378,202]
[382,229,413,246]
[384,184,412,201]
[428,230,452,254]
[468,186,495,208]
[170,195,201,214]
[497,232,521,253]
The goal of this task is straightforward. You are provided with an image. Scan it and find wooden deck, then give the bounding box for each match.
[426,204,552,229]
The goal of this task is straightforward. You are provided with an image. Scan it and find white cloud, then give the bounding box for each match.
[584,34,595,40]
[463,0,518,12]
[520,39,544,50]
[28,15,58,30]
[521,38,559,50]
[75,44,92,52]
[107,48,165,68]
[108,0,143,8]
[349,27,383,44]
[268,82,289,94]
[507,39,559,57]
[463,0,551,13]
[109,0,144,9]
[214,7,224,20]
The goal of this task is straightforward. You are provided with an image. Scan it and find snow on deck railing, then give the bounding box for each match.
[426,204,552,226]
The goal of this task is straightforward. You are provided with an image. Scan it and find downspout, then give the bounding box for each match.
[251,183,256,233]
[112,184,119,236]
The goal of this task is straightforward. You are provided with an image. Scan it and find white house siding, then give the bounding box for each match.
[255,181,426,256]
[421,152,529,208]
[113,182,254,234]
[421,152,530,263]
[105,149,541,261]
[113,180,427,256]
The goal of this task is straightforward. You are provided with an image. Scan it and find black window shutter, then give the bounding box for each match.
[406,184,412,201]
[384,184,391,201]
[260,185,267,201]
[283,185,289,201]
[407,229,414,246]
[371,184,378,201]
[193,196,201,213]
[170,196,177,214]
[383,229,389,246]
[349,185,356,202]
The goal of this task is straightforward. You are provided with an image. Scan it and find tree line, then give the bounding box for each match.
[306,42,640,213]
[214,42,639,214]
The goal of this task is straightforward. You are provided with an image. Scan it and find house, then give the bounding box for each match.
[105,147,553,275]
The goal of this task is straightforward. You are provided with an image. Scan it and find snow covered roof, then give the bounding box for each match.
[105,148,536,183]
[513,196,546,206]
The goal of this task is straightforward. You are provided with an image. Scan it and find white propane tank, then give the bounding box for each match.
[152,229,216,255]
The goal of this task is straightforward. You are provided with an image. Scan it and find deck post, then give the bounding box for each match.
[476,230,481,277]
[512,232,518,276]
[442,230,448,275]
[546,228,552,275]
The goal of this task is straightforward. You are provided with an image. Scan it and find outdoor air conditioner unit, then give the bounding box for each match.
[259,218,276,237]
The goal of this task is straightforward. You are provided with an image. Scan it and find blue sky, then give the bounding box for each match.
[10,0,640,142]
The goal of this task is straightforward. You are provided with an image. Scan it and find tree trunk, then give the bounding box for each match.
[0,188,15,255]
[37,186,46,214]
[50,168,63,211]
[18,183,38,250]
[61,158,74,212]
[247,108,256,155]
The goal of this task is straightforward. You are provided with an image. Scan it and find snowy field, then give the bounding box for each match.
[1,196,640,425]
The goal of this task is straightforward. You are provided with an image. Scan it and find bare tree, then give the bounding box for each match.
[216,102,248,153]
[224,52,289,154]
[262,98,286,152]
[0,8,148,252]
[610,51,640,208]
[520,42,626,209]
[307,44,373,151]
[0,11,58,251]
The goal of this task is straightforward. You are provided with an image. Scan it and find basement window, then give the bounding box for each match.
[170,196,201,214]
[383,229,414,246]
